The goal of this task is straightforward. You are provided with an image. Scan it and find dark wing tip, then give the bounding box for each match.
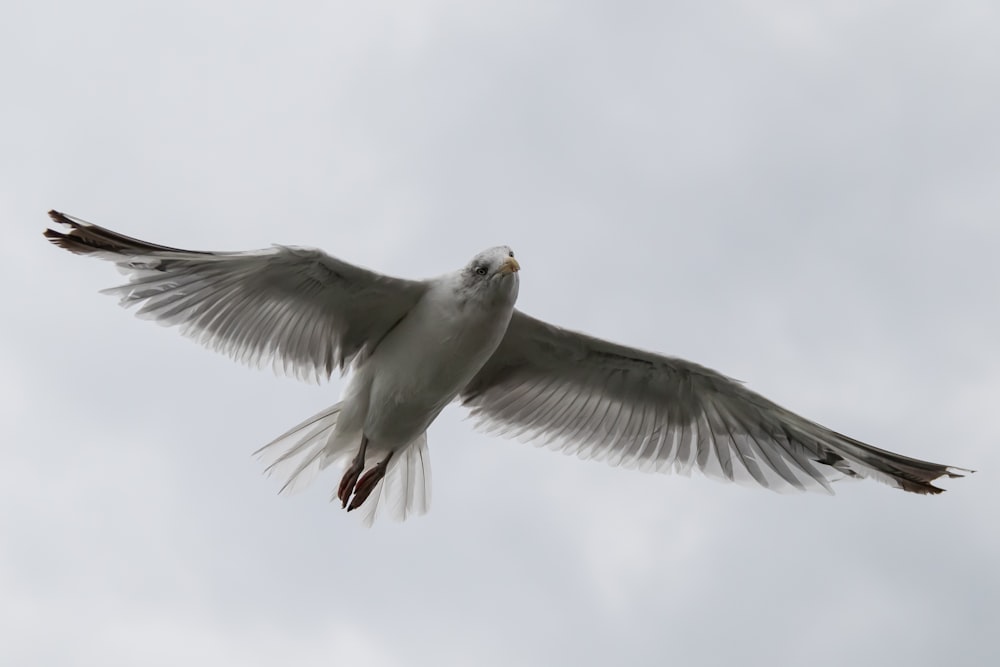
[45,210,90,254]
[43,209,205,256]
[43,209,111,255]
[899,465,973,495]
[42,226,77,250]
[48,209,75,225]
[904,480,947,495]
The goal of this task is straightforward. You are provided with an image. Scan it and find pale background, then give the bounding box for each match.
[2,2,998,666]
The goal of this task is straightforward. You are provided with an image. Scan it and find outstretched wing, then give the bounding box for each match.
[45,210,428,382]
[462,310,968,494]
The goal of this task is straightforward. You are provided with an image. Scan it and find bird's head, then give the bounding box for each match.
[458,245,520,305]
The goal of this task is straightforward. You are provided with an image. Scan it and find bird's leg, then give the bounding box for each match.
[337,434,369,508]
[347,450,395,512]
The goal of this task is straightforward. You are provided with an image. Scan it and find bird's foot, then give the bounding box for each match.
[337,436,369,508]
[347,451,394,512]
[337,460,364,508]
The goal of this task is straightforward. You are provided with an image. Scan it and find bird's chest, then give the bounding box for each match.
[363,297,511,437]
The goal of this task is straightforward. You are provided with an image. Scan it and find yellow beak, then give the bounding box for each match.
[499,257,521,274]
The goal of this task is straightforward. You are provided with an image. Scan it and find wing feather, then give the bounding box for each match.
[462,310,968,494]
[45,210,428,381]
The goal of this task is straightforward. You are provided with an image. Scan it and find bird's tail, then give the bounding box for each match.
[254,402,432,525]
[254,402,349,495]
[352,432,432,527]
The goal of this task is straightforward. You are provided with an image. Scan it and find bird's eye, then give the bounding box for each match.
[475,266,488,276]
[508,251,514,258]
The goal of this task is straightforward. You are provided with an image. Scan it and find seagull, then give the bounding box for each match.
[44,210,969,524]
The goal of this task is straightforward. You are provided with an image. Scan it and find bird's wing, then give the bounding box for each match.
[461,310,968,494]
[45,210,429,382]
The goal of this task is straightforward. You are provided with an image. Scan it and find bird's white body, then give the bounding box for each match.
[339,271,518,460]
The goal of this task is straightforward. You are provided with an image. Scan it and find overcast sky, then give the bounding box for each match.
[2,1,999,666]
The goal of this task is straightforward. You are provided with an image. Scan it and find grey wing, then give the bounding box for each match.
[461,310,968,494]
[45,210,428,382]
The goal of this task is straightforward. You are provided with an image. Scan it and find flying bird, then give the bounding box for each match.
[44,210,969,524]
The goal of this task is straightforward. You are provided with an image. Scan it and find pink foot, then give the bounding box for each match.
[337,435,369,508]
[347,451,395,512]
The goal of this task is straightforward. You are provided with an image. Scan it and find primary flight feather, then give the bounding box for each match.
[44,210,968,524]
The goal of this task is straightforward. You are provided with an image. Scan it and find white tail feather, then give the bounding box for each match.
[253,403,352,494]
[350,433,432,527]
[253,402,432,525]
